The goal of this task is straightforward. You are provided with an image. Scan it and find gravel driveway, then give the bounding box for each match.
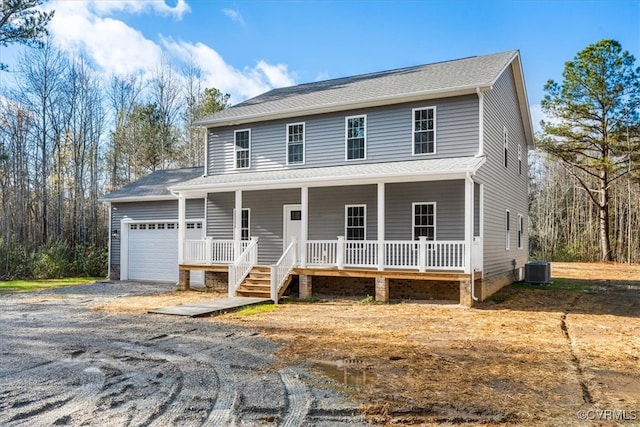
[0,281,366,426]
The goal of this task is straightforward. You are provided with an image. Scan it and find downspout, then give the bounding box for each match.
[476,87,485,158]
[466,172,479,302]
[107,202,112,279]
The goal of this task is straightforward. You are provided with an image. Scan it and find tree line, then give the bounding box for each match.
[0,40,228,278]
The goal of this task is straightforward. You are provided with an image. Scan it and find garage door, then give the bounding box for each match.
[127,222,204,284]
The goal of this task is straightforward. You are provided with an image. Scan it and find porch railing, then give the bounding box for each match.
[270,239,297,303]
[183,239,249,265]
[306,238,465,271]
[228,237,259,297]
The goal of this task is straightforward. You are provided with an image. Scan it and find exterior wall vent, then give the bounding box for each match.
[524,261,551,284]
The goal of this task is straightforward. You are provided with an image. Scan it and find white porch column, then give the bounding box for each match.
[300,186,308,268]
[377,182,385,271]
[464,174,474,274]
[178,195,186,264]
[234,189,243,259]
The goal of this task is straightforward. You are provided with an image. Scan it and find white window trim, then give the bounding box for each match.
[344,204,367,240]
[503,126,508,168]
[412,202,437,240]
[286,122,305,165]
[506,209,511,250]
[517,213,524,249]
[412,106,437,156]
[234,129,251,170]
[518,144,522,175]
[233,208,251,240]
[344,115,367,161]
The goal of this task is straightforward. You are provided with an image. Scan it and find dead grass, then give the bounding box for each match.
[97,263,640,425]
[94,289,226,314]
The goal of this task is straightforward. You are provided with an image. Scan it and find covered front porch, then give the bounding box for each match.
[171,157,484,306]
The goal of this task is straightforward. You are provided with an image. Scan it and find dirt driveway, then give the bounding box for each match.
[1,263,639,426]
[0,282,365,426]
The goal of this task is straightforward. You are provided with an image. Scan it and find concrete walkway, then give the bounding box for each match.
[149,296,271,317]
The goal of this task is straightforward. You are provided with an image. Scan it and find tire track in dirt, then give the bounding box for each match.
[280,368,312,427]
[560,293,593,404]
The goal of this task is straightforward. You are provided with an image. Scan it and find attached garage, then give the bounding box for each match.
[126,221,204,283]
[101,167,206,283]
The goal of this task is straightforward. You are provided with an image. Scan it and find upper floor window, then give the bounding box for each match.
[518,144,523,175]
[345,115,366,160]
[345,205,366,240]
[234,129,250,169]
[413,202,436,240]
[413,107,436,155]
[287,123,305,165]
[503,127,508,168]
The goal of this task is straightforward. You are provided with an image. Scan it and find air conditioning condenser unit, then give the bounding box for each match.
[525,261,551,284]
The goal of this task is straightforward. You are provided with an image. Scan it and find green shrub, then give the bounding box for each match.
[30,240,72,279]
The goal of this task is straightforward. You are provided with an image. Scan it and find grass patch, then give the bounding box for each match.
[511,278,602,292]
[358,295,376,305]
[0,277,102,293]
[234,303,278,317]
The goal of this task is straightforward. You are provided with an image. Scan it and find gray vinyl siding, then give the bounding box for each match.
[207,95,479,174]
[206,189,301,264]
[385,181,465,241]
[476,65,529,278]
[308,185,378,241]
[110,199,204,265]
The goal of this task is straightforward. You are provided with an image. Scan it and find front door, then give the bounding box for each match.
[283,205,302,254]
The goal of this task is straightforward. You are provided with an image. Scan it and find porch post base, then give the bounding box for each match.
[459,278,473,307]
[179,269,190,291]
[375,276,389,303]
[299,274,312,299]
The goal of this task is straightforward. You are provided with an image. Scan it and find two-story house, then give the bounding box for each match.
[102,50,533,306]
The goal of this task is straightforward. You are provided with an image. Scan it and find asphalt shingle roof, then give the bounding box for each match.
[195,50,518,126]
[101,167,204,201]
[171,157,485,193]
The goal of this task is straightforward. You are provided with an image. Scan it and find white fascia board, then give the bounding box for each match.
[196,84,492,128]
[99,195,177,203]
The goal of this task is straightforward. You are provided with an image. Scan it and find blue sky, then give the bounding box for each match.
[1,0,639,127]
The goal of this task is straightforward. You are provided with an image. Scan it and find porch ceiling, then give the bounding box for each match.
[170,156,485,197]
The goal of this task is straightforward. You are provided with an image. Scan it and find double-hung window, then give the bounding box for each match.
[413,202,436,240]
[517,214,524,249]
[345,205,366,240]
[413,107,436,155]
[234,129,250,169]
[503,127,509,168]
[345,115,366,160]
[287,123,305,164]
[505,209,511,250]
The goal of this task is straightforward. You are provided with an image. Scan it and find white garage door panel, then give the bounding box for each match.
[127,222,204,284]
[128,226,179,282]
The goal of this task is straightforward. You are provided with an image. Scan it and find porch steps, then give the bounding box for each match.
[236,266,272,298]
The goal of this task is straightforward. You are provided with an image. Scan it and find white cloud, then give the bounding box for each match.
[43,0,295,103]
[222,8,245,25]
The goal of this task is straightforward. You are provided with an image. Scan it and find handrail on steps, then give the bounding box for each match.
[270,239,297,303]
[228,237,259,297]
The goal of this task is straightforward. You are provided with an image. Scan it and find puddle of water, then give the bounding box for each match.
[314,360,371,389]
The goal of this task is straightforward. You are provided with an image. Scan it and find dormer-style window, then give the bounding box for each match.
[234,129,250,169]
[287,123,305,165]
[345,115,366,160]
[413,107,436,155]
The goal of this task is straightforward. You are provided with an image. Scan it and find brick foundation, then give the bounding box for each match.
[299,275,313,299]
[476,270,519,300]
[109,264,120,281]
[459,279,473,307]
[178,269,190,291]
[375,277,389,302]
[388,279,459,301]
[205,271,228,292]
[312,276,375,297]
